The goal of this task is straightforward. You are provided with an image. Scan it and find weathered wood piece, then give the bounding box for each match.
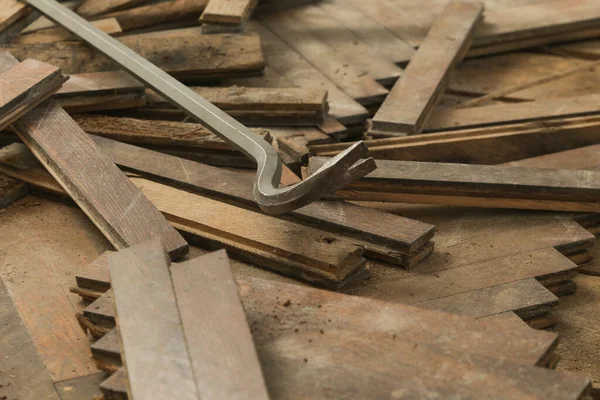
[91,135,435,257]
[2,28,265,81]
[310,115,600,164]
[259,14,388,106]
[0,0,30,34]
[371,1,484,135]
[54,373,107,400]
[200,0,257,25]
[77,0,153,18]
[426,93,600,132]
[172,250,270,400]
[0,58,66,130]
[0,277,60,399]
[310,157,600,212]
[12,17,122,44]
[0,173,28,208]
[242,21,368,125]
[104,0,208,31]
[109,238,198,400]
[11,100,188,258]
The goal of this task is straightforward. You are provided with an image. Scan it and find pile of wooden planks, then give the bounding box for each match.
[2,0,600,398]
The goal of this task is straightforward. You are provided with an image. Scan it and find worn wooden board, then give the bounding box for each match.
[2,28,264,80]
[310,115,600,164]
[0,277,60,399]
[0,58,66,130]
[91,135,435,257]
[425,93,600,132]
[259,14,388,106]
[12,99,188,259]
[12,17,122,44]
[109,238,198,400]
[172,250,270,400]
[0,173,28,208]
[104,0,208,31]
[0,0,30,33]
[371,1,483,135]
[77,0,154,17]
[310,157,600,212]
[57,71,143,97]
[200,0,257,25]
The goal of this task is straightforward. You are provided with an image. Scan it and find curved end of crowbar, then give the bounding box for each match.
[254,141,377,215]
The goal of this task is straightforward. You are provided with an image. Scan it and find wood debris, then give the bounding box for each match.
[1,0,600,398]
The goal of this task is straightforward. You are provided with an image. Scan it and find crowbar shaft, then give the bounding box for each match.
[24,0,376,214]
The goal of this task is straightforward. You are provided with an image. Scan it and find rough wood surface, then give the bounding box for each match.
[0,0,30,33]
[12,100,188,258]
[104,0,208,31]
[0,58,66,130]
[0,173,28,208]
[0,277,60,399]
[310,157,600,212]
[91,135,435,257]
[12,17,122,44]
[2,28,264,80]
[77,0,153,17]
[259,14,388,106]
[109,238,198,400]
[172,250,270,400]
[371,1,484,135]
[57,71,143,97]
[200,0,257,25]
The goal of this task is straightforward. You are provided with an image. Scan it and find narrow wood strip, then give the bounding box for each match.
[0,0,30,33]
[104,0,208,31]
[12,17,122,44]
[371,1,484,135]
[259,14,388,106]
[0,277,60,399]
[20,0,78,33]
[200,0,257,25]
[56,71,144,97]
[0,58,66,130]
[77,0,153,18]
[2,28,264,80]
[171,250,270,400]
[108,238,198,400]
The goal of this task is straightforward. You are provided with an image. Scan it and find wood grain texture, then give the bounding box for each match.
[11,17,122,44]
[0,58,66,130]
[426,93,600,132]
[311,157,600,212]
[171,250,270,400]
[108,238,198,400]
[91,135,435,257]
[12,99,188,259]
[310,115,600,165]
[0,0,29,33]
[104,0,208,31]
[244,21,368,125]
[0,277,59,399]
[259,14,389,106]
[2,28,264,81]
[371,1,484,135]
[201,0,257,24]
[77,0,153,17]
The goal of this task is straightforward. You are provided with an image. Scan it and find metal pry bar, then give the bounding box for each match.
[25,0,376,215]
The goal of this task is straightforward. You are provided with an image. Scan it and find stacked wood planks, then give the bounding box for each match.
[2,0,600,398]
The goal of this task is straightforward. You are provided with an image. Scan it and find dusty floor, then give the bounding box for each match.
[553,237,600,390]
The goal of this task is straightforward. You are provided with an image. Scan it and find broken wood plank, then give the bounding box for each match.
[310,157,600,212]
[310,115,600,164]
[259,15,388,106]
[109,238,198,400]
[426,93,600,132]
[12,17,122,44]
[0,58,66,130]
[0,277,60,399]
[371,1,484,135]
[2,28,264,81]
[171,250,270,400]
[90,135,435,257]
[200,0,257,25]
[77,0,153,18]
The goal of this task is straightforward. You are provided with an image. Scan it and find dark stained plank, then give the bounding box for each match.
[12,99,188,258]
[0,58,66,130]
[310,115,600,165]
[109,238,198,400]
[91,135,435,257]
[371,1,484,135]
[0,277,60,399]
[425,93,600,132]
[2,28,264,81]
[310,157,600,212]
[54,373,107,400]
[171,250,270,400]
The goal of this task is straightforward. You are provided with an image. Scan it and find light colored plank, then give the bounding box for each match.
[0,0,29,33]
[12,17,122,44]
[77,0,153,18]
[371,1,484,135]
[171,250,270,400]
[109,238,198,400]
[200,0,257,25]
